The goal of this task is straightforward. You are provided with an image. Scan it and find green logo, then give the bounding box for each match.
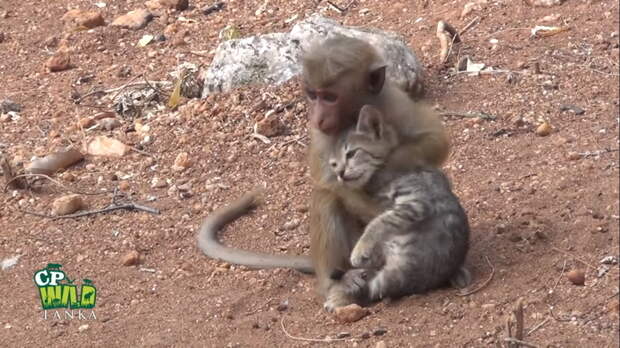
[33,263,97,310]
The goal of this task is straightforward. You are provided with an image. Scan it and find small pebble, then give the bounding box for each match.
[52,194,86,216]
[373,328,387,336]
[334,304,369,323]
[535,121,552,136]
[567,152,582,161]
[121,250,140,266]
[567,269,585,285]
[376,341,387,348]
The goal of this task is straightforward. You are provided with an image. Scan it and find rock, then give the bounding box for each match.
[526,0,564,7]
[535,121,552,136]
[99,117,121,130]
[336,332,351,339]
[111,9,153,30]
[334,304,369,323]
[78,117,96,128]
[61,10,105,29]
[46,52,72,72]
[200,14,424,98]
[86,136,130,157]
[508,232,522,242]
[567,269,585,285]
[255,114,284,137]
[78,324,89,332]
[600,256,618,265]
[0,113,12,122]
[173,152,192,171]
[0,99,21,113]
[118,181,130,191]
[567,152,582,161]
[376,341,387,348]
[146,0,188,11]
[373,328,387,336]
[52,194,86,216]
[276,300,288,312]
[121,250,141,266]
[560,104,585,115]
[151,177,168,188]
[282,218,300,230]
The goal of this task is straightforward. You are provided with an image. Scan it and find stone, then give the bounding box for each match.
[52,194,86,216]
[121,250,140,266]
[46,52,72,72]
[334,304,369,323]
[146,0,188,11]
[99,118,121,130]
[567,269,585,285]
[111,9,153,30]
[173,152,192,171]
[535,121,552,136]
[0,99,21,113]
[200,14,424,98]
[86,136,130,157]
[255,114,284,137]
[61,10,105,29]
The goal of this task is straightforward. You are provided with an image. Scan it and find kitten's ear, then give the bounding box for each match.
[357,105,384,140]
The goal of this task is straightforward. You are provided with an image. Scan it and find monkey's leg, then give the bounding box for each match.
[310,188,363,312]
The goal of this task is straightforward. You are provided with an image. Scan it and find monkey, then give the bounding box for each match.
[302,35,452,311]
[196,34,454,312]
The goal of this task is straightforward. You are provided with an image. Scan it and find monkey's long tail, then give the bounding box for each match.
[197,189,314,274]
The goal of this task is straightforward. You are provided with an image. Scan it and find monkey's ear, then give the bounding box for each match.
[357,105,384,140]
[368,65,386,94]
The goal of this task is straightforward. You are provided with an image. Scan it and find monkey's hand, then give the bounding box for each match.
[340,269,369,297]
[335,186,382,224]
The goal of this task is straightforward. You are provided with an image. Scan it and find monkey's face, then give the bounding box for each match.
[304,89,358,135]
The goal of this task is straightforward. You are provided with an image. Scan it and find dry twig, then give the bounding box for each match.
[280,316,348,343]
[4,173,104,195]
[503,337,539,348]
[457,255,494,296]
[549,259,567,294]
[441,111,497,120]
[550,246,596,270]
[20,202,160,220]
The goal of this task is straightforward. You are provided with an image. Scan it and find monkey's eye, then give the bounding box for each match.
[305,89,317,100]
[322,92,338,102]
[329,160,337,168]
[345,149,357,159]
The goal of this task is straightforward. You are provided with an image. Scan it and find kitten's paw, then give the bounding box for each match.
[450,266,472,289]
[350,244,373,268]
[341,269,369,297]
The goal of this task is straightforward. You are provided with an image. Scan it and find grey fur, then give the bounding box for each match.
[330,105,471,302]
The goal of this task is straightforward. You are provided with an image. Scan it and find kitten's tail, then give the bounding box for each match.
[449,266,471,289]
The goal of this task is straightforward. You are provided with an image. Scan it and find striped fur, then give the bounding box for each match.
[330,106,470,302]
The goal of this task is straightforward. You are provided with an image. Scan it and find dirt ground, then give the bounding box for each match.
[1,0,619,347]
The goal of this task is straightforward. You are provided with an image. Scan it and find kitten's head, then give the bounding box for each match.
[329,105,398,188]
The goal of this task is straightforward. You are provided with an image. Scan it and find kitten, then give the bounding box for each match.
[329,105,471,302]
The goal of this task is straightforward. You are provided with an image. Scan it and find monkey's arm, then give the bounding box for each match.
[385,99,450,170]
[197,190,313,273]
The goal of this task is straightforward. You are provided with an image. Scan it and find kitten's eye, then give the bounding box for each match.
[345,150,357,159]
